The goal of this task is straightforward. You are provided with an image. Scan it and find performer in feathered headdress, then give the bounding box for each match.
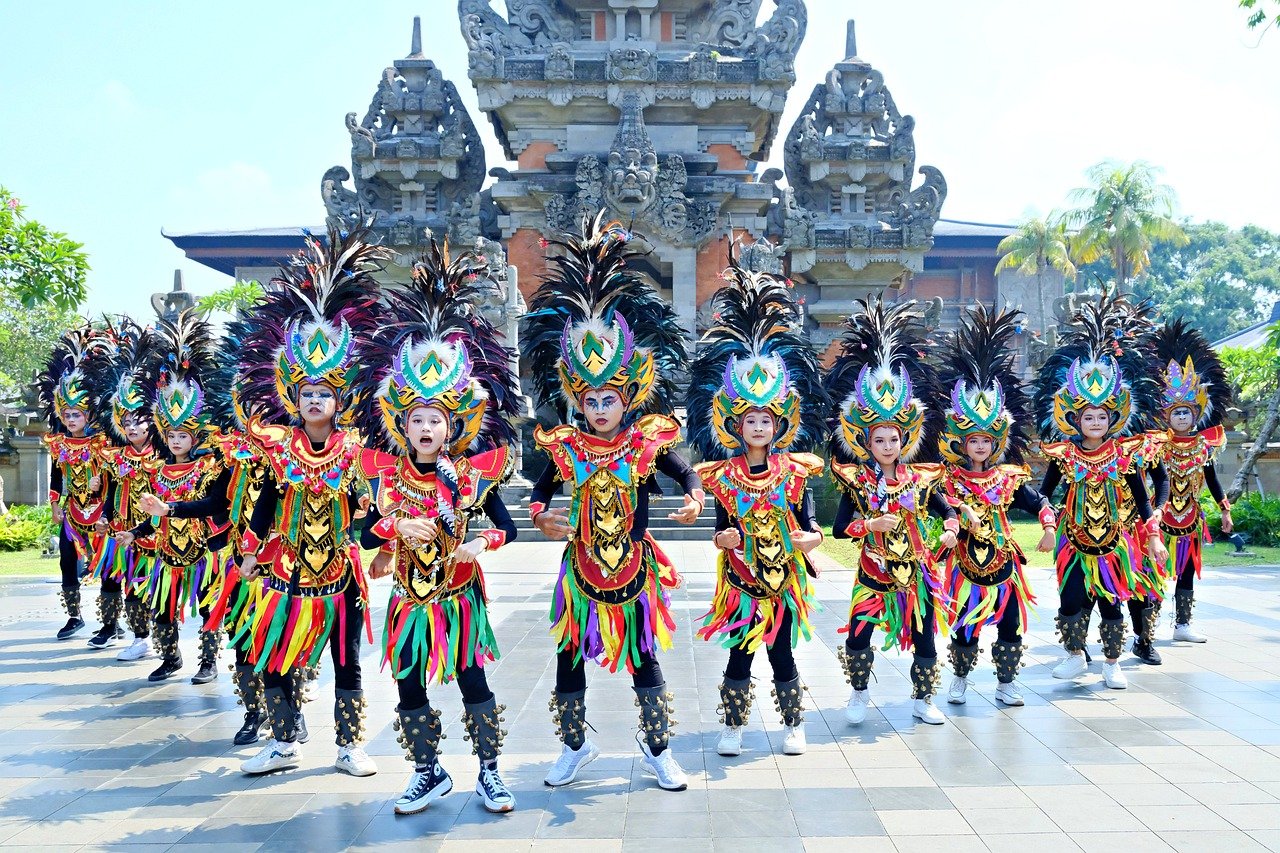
[686,244,827,759]
[1147,318,1233,645]
[933,306,1056,709]
[115,310,231,684]
[355,239,522,816]
[38,323,110,640]
[1034,291,1168,689]
[191,224,395,777]
[825,296,958,727]
[521,213,704,792]
[83,316,160,661]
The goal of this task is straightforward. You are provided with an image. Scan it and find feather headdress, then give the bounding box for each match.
[1153,317,1230,429]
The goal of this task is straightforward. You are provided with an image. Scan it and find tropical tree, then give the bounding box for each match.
[0,187,89,310]
[1241,0,1280,32]
[1064,161,1188,294]
[1228,322,1280,501]
[195,279,264,316]
[995,217,1077,334]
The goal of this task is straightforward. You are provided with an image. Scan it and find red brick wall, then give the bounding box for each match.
[517,142,559,171]
[507,227,548,300]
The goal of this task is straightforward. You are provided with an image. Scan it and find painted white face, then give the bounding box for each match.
[123,416,149,448]
[166,429,194,460]
[1168,406,1195,434]
[406,405,449,459]
[582,389,624,436]
[1080,406,1110,440]
[60,408,88,436]
[299,383,337,426]
[965,434,994,464]
[869,425,902,468]
[740,409,777,451]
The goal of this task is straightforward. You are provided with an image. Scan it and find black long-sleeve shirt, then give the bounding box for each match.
[1039,465,1155,521]
[360,460,517,550]
[529,446,701,540]
[831,487,956,540]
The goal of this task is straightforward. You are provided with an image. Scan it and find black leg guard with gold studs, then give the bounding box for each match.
[97,591,122,632]
[838,647,874,691]
[60,585,82,619]
[948,641,980,679]
[1137,601,1160,646]
[990,640,1024,684]
[154,622,181,664]
[1175,588,1195,626]
[549,689,588,750]
[124,594,150,639]
[462,697,507,765]
[633,684,676,755]
[266,685,299,743]
[288,667,307,706]
[1055,610,1089,652]
[394,703,443,769]
[772,676,804,727]
[233,664,263,714]
[717,677,754,728]
[334,688,367,747]
[1099,618,1126,661]
[910,655,941,700]
[197,629,221,668]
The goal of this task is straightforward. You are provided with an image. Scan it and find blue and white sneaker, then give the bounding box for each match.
[477,764,516,813]
[395,761,453,815]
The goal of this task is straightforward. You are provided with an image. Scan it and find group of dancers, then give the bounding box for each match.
[38,211,1232,816]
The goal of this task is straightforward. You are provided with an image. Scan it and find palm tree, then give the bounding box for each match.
[1064,160,1188,293]
[994,217,1077,334]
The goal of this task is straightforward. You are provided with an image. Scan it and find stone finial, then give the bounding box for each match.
[173,269,184,292]
[845,20,857,60]
[409,16,423,58]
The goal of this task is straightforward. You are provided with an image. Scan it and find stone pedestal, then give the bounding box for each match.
[10,433,49,506]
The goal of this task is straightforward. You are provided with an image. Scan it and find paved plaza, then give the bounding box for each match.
[3,541,1280,851]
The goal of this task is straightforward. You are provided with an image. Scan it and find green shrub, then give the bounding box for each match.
[0,504,56,552]
[1203,493,1280,547]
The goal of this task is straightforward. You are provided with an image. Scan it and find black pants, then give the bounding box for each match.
[1177,562,1196,592]
[846,593,938,658]
[724,607,799,682]
[555,646,664,692]
[58,525,80,588]
[263,582,362,694]
[952,585,1021,647]
[396,663,493,709]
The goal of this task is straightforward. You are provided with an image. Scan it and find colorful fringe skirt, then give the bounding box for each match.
[1055,526,1139,604]
[1165,517,1207,582]
[550,533,679,674]
[839,553,948,653]
[91,538,159,596]
[383,578,498,686]
[941,555,1034,643]
[697,553,815,653]
[140,547,228,623]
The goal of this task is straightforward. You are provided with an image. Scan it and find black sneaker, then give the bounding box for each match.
[148,657,183,682]
[87,625,119,649]
[1132,640,1163,666]
[476,764,516,813]
[295,710,310,744]
[191,662,218,684]
[56,617,85,640]
[394,761,453,815]
[234,711,265,746]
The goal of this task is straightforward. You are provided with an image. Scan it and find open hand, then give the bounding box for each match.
[715,528,742,550]
[1221,510,1233,534]
[668,495,702,525]
[939,530,958,550]
[534,507,573,540]
[450,538,488,565]
[1036,528,1055,553]
[865,515,897,534]
[1148,536,1168,566]
[113,531,134,549]
[138,493,167,516]
[793,530,823,555]
[396,516,438,543]
[52,505,64,524]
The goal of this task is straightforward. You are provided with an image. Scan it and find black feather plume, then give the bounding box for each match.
[1153,317,1232,428]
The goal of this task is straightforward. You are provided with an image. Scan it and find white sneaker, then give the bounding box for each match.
[716,725,743,757]
[241,739,301,774]
[335,745,378,776]
[1173,623,1207,643]
[912,697,946,725]
[302,674,320,703]
[116,637,154,661]
[1102,662,1128,689]
[1052,653,1088,680]
[995,682,1025,706]
[947,675,969,705]
[781,724,807,755]
[638,735,688,791]
[543,740,599,787]
[844,688,870,725]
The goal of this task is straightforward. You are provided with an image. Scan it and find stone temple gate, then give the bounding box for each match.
[167,2,1064,351]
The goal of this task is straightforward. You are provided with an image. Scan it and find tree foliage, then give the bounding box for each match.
[0,295,81,404]
[195,279,264,315]
[0,187,89,311]
[995,217,1077,333]
[1079,221,1280,342]
[1241,0,1280,31]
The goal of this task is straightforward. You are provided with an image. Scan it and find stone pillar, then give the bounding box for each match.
[504,265,533,490]
[11,433,49,506]
[672,248,698,342]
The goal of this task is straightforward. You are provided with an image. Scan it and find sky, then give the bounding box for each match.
[1,0,1277,319]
